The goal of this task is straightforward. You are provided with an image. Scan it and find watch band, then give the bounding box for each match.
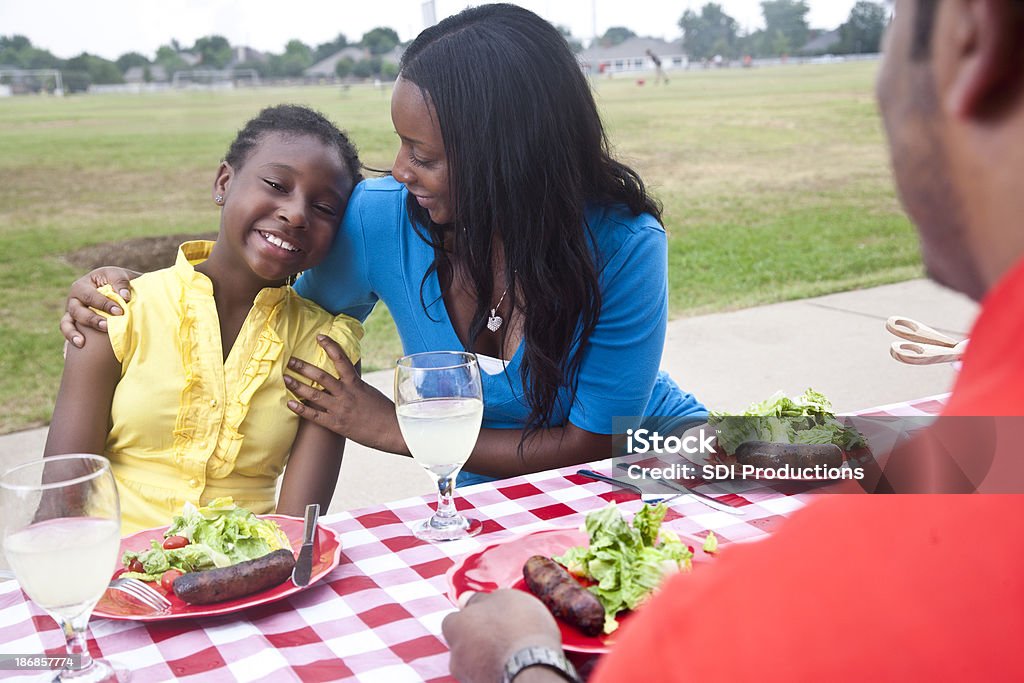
[502,645,581,683]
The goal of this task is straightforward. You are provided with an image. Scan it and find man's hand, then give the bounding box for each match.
[285,335,407,454]
[61,267,139,347]
[443,590,564,683]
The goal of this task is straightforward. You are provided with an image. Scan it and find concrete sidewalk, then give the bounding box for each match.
[0,278,977,516]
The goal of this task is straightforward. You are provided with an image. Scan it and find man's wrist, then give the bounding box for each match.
[514,668,568,683]
[503,645,580,683]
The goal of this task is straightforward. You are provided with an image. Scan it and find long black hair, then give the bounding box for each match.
[400,3,662,437]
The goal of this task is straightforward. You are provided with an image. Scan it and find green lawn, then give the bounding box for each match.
[0,61,920,434]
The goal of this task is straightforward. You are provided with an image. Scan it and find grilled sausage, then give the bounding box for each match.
[734,441,844,469]
[173,549,296,605]
[523,555,605,637]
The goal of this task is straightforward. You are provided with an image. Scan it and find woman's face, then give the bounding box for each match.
[390,77,453,224]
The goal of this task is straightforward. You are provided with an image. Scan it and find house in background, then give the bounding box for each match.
[799,29,842,56]
[378,45,404,69]
[124,65,168,83]
[230,46,267,66]
[578,37,686,77]
[178,52,202,68]
[305,44,405,80]
[305,46,367,78]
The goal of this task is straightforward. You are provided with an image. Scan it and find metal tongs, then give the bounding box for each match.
[886,316,967,365]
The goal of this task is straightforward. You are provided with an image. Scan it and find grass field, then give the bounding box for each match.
[0,61,921,434]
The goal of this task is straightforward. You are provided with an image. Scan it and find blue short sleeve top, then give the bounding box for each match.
[296,178,705,477]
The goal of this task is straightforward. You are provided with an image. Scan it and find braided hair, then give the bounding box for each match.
[225,104,362,183]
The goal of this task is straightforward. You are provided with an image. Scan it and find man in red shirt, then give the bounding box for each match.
[442,1,1024,680]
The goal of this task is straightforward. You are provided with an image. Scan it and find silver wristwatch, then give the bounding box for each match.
[502,645,581,683]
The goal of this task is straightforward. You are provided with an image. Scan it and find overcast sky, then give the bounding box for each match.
[1,1,861,61]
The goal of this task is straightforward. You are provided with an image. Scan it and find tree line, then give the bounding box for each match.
[2,2,888,93]
[0,28,402,92]
[677,0,888,61]
[588,1,886,60]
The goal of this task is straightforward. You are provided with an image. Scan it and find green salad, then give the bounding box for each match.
[121,497,290,582]
[555,503,692,634]
[709,387,866,455]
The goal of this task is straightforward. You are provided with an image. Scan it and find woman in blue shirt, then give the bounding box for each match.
[63,4,705,485]
[282,4,705,484]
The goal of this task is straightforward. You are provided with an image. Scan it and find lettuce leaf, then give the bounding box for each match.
[710,388,866,453]
[702,531,719,554]
[554,503,692,634]
[121,497,289,577]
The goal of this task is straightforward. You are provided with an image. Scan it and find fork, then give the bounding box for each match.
[576,470,682,504]
[0,569,171,612]
[107,577,172,612]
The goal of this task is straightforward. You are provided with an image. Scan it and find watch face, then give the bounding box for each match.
[504,646,579,683]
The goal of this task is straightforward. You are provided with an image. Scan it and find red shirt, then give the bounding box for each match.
[592,496,1024,681]
[944,257,1024,416]
[593,264,1024,681]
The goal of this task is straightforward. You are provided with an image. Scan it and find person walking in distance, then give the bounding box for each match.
[646,48,668,84]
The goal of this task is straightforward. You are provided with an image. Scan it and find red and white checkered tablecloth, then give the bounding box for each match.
[0,395,947,682]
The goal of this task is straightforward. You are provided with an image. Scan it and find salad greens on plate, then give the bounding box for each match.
[555,503,692,634]
[709,387,866,455]
[121,497,290,582]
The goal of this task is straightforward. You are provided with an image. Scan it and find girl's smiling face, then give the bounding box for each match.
[390,77,453,225]
[213,132,353,286]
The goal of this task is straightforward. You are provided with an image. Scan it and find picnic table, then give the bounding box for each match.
[0,395,947,682]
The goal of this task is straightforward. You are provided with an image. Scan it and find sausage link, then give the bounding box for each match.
[523,555,605,637]
[735,440,844,469]
[173,549,296,605]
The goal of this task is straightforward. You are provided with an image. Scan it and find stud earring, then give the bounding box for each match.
[215,194,224,204]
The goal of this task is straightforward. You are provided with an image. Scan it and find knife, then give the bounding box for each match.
[577,469,684,505]
[614,463,745,516]
[291,503,320,587]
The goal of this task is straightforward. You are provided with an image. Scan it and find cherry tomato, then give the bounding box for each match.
[162,535,189,550]
[160,569,183,592]
[128,559,144,574]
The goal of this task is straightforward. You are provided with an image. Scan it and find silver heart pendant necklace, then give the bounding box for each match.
[487,280,512,332]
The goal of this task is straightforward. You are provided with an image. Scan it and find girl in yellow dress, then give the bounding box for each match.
[45,105,364,533]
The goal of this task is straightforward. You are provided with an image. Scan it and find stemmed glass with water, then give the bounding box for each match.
[395,351,484,542]
[1,454,124,682]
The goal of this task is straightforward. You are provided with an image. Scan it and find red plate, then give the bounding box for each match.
[445,527,714,654]
[94,515,342,621]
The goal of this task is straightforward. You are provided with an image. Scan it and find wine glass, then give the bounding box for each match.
[1,454,125,682]
[395,351,484,541]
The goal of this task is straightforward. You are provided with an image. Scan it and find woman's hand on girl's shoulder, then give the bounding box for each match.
[62,267,140,347]
[284,335,408,455]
